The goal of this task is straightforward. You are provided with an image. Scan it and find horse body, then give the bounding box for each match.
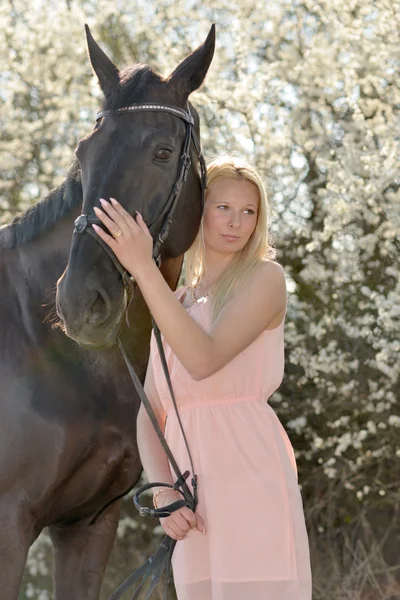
[0,182,150,599]
[0,193,185,598]
[0,24,214,599]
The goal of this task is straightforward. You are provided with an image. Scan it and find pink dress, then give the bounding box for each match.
[147,284,312,600]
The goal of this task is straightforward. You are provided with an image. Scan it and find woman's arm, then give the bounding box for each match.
[137,351,175,492]
[91,199,286,381]
[138,351,204,537]
[135,260,287,381]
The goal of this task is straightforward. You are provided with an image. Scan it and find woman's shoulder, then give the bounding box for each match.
[235,260,287,319]
[256,260,286,297]
[247,260,286,288]
[260,258,285,272]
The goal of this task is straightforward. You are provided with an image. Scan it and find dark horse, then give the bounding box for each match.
[0,25,215,599]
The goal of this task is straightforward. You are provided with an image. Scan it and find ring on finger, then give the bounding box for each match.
[112,230,122,239]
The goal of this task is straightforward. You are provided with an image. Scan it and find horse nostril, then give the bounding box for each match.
[85,287,112,326]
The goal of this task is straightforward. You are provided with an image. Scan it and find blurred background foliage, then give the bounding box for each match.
[1,0,399,598]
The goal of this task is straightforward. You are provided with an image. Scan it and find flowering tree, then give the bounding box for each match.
[1,0,399,597]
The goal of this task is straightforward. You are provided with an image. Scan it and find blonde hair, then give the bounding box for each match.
[184,155,277,323]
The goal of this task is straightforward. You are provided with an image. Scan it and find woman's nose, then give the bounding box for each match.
[229,213,241,227]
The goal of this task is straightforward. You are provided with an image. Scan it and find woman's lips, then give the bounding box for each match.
[221,234,240,241]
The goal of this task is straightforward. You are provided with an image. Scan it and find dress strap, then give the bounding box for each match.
[178,283,191,305]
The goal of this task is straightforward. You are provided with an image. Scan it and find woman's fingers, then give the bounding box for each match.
[92,223,117,249]
[160,517,188,540]
[178,507,198,530]
[176,507,206,534]
[109,198,152,240]
[93,206,126,238]
[169,526,187,541]
[135,211,153,240]
[173,509,196,533]
[195,511,206,534]
[94,199,130,236]
[95,199,153,246]
[110,197,139,227]
[159,507,206,541]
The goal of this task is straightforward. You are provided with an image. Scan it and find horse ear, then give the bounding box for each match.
[166,24,216,100]
[85,24,120,96]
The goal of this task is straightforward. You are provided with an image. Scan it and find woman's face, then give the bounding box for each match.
[202,177,260,255]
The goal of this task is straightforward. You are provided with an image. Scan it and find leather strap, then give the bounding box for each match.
[96,103,195,126]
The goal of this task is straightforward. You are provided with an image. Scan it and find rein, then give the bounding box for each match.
[73,102,207,599]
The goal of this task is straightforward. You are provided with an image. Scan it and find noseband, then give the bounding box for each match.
[73,103,207,599]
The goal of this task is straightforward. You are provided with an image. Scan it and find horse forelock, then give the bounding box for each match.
[105,64,167,111]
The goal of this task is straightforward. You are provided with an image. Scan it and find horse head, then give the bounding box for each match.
[56,25,215,347]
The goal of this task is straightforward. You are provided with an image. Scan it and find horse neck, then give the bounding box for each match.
[1,174,82,338]
[18,207,81,291]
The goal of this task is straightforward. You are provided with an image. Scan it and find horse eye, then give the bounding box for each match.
[155,148,172,161]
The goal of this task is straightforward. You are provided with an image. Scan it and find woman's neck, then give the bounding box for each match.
[197,250,235,290]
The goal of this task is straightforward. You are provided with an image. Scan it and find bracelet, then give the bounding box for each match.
[153,487,168,509]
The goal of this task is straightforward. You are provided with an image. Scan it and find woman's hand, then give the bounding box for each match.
[158,489,206,541]
[92,197,153,279]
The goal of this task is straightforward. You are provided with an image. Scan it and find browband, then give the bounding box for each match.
[96,103,194,125]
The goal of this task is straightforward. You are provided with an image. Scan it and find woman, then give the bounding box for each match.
[92,155,312,600]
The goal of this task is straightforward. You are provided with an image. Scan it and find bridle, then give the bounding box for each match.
[74,103,206,311]
[73,102,207,600]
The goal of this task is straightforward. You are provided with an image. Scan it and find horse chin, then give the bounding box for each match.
[62,314,125,350]
[65,327,118,349]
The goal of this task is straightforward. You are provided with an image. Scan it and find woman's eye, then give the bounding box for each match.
[155,148,172,160]
[217,205,255,215]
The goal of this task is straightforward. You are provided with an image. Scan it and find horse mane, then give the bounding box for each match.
[0,65,167,250]
[0,160,82,249]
